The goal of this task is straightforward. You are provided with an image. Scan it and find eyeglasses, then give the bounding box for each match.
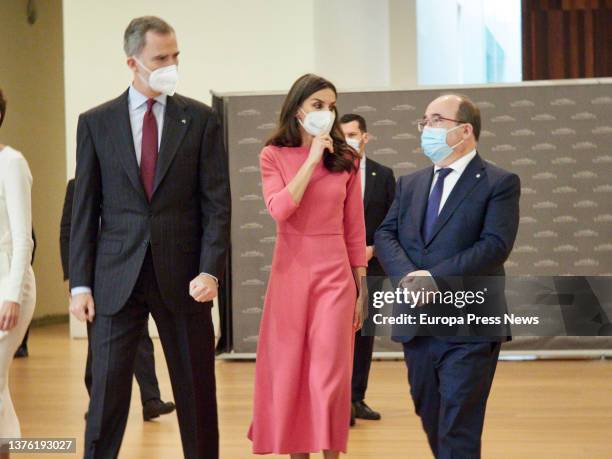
[417,115,466,132]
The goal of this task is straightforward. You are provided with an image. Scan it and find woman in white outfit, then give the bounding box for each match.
[0,89,36,458]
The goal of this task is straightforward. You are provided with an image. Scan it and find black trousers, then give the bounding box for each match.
[84,250,218,459]
[85,319,160,405]
[351,276,383,403]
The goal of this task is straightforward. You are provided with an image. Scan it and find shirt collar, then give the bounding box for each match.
[128,84,167,111]
[434,149,477,175]
[360,152,366,169]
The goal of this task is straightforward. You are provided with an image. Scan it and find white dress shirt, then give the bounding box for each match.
[360,153,366,199]
[430,149,477,215]
[128,85,166,165]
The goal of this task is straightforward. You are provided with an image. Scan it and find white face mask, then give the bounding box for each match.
[346,137,362,153]
[133,56,179,96]
[298,108,335,136]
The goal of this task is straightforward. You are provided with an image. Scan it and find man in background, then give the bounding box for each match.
[341,113,396,426]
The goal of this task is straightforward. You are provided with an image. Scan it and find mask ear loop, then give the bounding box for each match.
[132,56,152,74]
[447,124,467,150]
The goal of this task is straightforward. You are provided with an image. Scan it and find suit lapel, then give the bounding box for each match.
[413,167,435,246]
[363,157,377,211]
[425,153,486,246]
[107,89,147,201]
[153,95,191,196]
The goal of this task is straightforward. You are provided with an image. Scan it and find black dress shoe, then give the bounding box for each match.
[350,403,356,427]
[14,345,28,358]
[352,400,381,420]
[143,399,176,421]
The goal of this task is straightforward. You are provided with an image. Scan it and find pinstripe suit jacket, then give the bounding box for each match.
[69,89,231,315]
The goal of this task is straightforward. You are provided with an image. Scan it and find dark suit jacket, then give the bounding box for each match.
[69,89,231,315]
[374,153,520,342]
[363,157,395,276]
[60,179,74,280]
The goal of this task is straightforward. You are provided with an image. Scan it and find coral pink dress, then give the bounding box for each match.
[248,145,367,454]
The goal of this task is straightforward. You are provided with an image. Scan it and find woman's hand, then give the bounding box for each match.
[0,301,20,331]
[353,283,367,331]
[307,133,333,165]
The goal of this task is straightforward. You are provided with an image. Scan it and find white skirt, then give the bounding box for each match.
[0,266,36,439]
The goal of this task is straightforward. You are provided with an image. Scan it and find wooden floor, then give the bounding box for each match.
[9,324,612,458]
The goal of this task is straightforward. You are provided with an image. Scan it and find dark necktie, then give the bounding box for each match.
[140,98,158,201]
[422,168,453,242]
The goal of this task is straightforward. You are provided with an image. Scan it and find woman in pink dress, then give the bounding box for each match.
[248,74,367,458]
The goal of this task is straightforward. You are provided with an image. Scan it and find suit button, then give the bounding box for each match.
[423,249,429,254]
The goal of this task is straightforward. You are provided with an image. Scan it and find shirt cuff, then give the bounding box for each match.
[200,273,218,285]
[71,286,92,296]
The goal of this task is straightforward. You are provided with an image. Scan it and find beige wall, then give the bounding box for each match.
[389,0,418,87]
[63,0,318,176]
[313,0,391,89]
[0,0,67,319]
[63,0,420,175]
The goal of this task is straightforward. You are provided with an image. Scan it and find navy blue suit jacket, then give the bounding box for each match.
[374,153,520,343]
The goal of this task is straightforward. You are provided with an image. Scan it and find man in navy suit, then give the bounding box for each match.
[375,94,520,459]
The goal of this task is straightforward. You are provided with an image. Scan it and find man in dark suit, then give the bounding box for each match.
[68,16,230,459]
[340,114,395,425]
[60,179,175,422]
[375,94,520,459]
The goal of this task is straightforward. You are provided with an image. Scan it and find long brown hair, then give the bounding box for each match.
[266,74,358,173]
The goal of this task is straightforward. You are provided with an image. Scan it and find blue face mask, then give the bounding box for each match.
[420,125,464,163]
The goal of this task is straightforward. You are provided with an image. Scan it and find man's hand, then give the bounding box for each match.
[366,245,375,262]
[69,293,95,322]
[0,301,20,331]
[189,274,218,303]
[399,270,438,307]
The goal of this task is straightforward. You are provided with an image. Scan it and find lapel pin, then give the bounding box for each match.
[181,119,186,124]
[372,172,377,176]
[476,173,481,178]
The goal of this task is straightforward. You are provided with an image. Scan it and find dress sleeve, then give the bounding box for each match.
[260,147,299,222]
[2,155,34,303]
[343,162,367,268]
